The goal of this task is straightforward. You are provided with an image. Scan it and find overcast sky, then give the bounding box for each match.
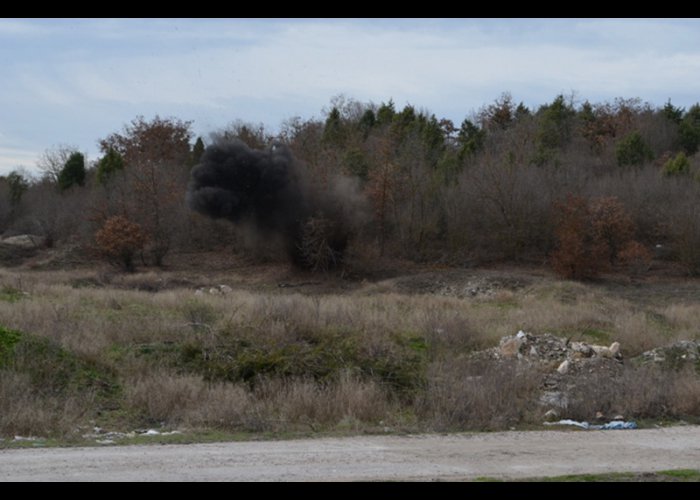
[2,18,700,176]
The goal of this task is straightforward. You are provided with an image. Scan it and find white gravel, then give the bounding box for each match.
[1,426,699,481]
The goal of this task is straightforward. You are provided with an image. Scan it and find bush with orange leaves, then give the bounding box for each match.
[550,195,608,280]
[617,240,653,276]
[551,195,649,280]
[589,196,635,266]
[95,215,146,272]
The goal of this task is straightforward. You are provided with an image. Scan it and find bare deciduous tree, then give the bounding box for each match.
[36,145,80,184]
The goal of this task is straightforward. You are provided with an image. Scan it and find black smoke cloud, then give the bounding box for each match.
[187,138,359,268]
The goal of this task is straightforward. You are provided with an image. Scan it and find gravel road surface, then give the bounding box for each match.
[1,426,698,481]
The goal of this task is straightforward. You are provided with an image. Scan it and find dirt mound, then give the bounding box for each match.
[390,270,529,298]
[0,235,44,266]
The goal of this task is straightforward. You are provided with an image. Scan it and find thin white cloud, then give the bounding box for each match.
[0,19,58,37]
[2,18,700,165]
[0,147,40,176]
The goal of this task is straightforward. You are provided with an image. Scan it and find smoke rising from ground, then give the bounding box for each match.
[187,138,363,269]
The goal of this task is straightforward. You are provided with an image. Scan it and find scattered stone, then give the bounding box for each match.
[557,359,570,374]
[486,331,623,368]
[610,342,621,356]
[636,340,699,368]
[476,331,626,415]
[540,391,569,409]
[499,336,524,358]
[195,284,234,296]
[570,342,594,357]
[544,409,560,421]
[592,342,620,359]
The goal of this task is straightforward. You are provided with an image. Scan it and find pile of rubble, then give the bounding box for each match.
[474,331,626,416]
[484,330,623,374]
[636,340,699,369]
[472,331,699,423]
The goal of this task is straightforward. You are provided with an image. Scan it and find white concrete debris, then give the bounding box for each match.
[195,284,234,296]
[493,331,623,367]
[638,340,699,366]
[82,427,182,443]
[13,435,41,442]
[557,359,570,374]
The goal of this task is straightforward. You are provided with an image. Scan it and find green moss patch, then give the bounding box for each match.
[0,325,118,398]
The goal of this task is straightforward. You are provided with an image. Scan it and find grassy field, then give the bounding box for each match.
[1,259,699,443]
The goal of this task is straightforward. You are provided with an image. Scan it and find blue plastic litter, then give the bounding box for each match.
[544,419,638,430]
[593,420,638,430]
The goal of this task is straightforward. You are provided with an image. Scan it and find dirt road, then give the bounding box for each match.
[1,427,698,481]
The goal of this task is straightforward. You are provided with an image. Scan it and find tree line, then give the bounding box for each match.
[3,93,700,277]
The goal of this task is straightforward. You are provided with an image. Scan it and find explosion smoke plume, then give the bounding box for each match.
[187,139,359,269]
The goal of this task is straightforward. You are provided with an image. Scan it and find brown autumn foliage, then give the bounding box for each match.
[99,116,193,266]
[618,240,653,276]
[589,196,635,265]
[5,93,700,276]
[550,194,610,280]
[94,215,146,272]
[551,194,651,279]
[365,134,400,256]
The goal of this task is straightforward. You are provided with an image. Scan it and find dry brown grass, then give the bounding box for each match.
[5,268,683,358]
[251,373,394,432]
[565,366,700,421]
[419,359,542,431]
[1,266,699,438]
[125,370,392,432]
[125,370,252,429]
[0,371,95,438]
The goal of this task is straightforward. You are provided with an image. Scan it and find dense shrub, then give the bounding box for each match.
[663,152,691,176]
[551,195,648,279]
[296,214,347,272]
[589,196,635,265]
[94,216,146,272]
[550,195,609,280]
[618,240,653,276]
[616,131,654,167]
